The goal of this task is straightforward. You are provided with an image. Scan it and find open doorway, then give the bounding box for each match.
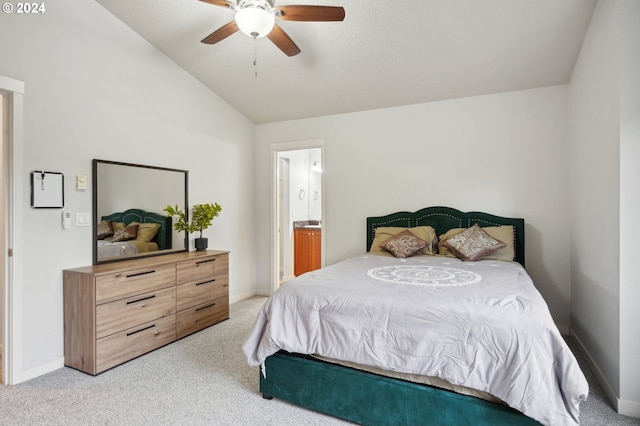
[271,140,324,293]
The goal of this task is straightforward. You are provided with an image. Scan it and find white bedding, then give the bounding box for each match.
[243,254,589,426]
[96,240,138,259]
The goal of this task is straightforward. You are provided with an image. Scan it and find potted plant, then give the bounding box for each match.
[164,202,222,251]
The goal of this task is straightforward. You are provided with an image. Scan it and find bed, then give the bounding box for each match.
[96,208,172,260]
[243,206,588,426]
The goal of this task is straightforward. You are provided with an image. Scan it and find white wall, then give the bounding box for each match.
[567,0,621,398]
[0,0,255,379]
[618,0,640,413]
[280,148,322,224]
[308,150,322,221]
[568,0,640,416]
[285,150,312,223]
[255,86,572,329]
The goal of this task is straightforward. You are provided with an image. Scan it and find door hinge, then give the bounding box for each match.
[8,248,13,257]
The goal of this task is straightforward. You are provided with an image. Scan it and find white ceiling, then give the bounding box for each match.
[95,0,597,124]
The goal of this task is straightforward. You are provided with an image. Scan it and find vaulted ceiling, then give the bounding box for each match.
[95,0,597,124]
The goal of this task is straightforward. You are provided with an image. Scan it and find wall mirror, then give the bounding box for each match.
[93,159,189,265]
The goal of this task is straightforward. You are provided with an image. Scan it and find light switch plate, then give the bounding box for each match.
[76,212,91,227]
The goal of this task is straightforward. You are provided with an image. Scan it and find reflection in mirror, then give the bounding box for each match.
[93,159,189,264]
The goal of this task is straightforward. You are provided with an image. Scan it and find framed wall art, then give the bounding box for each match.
[30,171,64,208]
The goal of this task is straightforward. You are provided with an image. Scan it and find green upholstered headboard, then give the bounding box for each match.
[101,208,172,250]
[366,206,525,267]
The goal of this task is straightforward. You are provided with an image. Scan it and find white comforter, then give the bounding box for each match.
[96,240,138,259]
[243,254,589,425]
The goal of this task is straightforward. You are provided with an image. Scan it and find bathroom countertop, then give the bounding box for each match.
[293,220,322,229]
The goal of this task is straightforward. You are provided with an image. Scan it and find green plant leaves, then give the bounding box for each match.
[165,202,222,238]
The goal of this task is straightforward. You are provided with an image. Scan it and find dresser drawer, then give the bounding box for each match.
[176,297,229,339]
[96,264,176,304]
[176,274,229,312]
[176,253,228,284]
[96,314,176,374]
[96,287,176,339]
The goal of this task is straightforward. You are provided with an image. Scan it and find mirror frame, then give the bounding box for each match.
[92,159,189,265]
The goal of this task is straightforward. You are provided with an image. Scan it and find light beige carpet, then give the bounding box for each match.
[0,296,637,425]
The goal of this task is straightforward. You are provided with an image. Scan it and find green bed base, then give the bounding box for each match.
[261,352,540,426]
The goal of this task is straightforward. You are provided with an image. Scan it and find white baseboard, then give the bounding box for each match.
[21,357,64,383]
[618,398,640,418]
[230,290,259,304]
[569,330,640,418]
[570,332,640,418]
[16,296,261,383]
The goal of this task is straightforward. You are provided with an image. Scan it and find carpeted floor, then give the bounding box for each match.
[0,296,638,425]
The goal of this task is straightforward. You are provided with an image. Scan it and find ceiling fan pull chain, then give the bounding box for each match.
[253,38,258,78]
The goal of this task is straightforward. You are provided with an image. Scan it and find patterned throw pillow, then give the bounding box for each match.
[370,226,438,255]
[438,225,515,262]
[97,220,114,240]
[381,230,428,258]
[111,224,139,242]
[441,223,506,261]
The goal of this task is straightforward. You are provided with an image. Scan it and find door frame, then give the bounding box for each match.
[277,156,290,283]
[1,74,25,385]
[270,139,325,294]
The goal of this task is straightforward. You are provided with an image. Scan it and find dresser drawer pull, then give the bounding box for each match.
[126,294,156,305]
[196,259,216,266]
[125,270,156,278]
[196,302,216,312]
[126,324,155,336]
[196,279,216,286]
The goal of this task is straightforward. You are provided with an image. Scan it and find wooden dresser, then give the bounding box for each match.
[63,250,229,375]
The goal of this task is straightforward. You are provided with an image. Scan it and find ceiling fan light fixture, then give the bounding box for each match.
[235,7,275,39]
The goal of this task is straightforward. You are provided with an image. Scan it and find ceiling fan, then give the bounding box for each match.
[199,0,345,56]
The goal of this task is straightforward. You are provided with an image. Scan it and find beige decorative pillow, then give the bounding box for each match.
[370,226,438,255]
[111,222,126,233]
[111,224,139,242]
[129,222,161,242]
[439,225,515,262]
[97,220,113,240]
[381,230,428,258]
[441,224,507,261]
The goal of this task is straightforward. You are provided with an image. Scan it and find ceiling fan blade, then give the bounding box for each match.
[201,21,239,44]
[277,5,345,22]
[267,24,301,57]
[198,0,234,8]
